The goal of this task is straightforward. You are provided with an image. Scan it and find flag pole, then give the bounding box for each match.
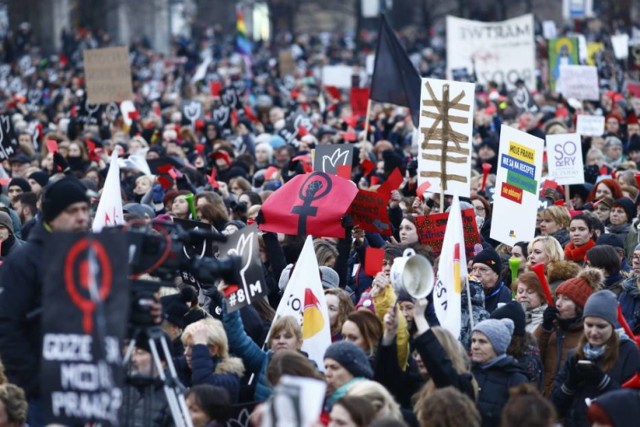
[465,277,474,331]
[361,99,373,143]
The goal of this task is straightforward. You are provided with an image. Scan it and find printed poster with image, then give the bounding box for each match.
[490,125,544,246]
[546,133,584,185]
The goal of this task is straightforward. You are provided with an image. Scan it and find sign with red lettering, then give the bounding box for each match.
[414,209,481,257]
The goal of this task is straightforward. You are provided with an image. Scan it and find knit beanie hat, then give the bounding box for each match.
[555,267,604,310]
[472,318,514,356]
[0,211,13,234]
[8,177,30,193]
[28,170,49,188]
[324,341,373,379]
[612,198,636,223]
[473,248,502,275]
[41,177,90,222]
[583,290,618,325]
[490,301,526,336]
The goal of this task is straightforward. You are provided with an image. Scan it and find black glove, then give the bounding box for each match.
[542,305,559,331]
[564,355,582,391]
[53,152,70,174]
[577,361,610,389]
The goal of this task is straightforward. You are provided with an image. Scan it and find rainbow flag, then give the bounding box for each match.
[236,5,252,56]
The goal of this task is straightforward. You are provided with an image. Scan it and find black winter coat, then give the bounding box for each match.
[0,221,49,398]
[472,355,528,427]
[551,339,640,427]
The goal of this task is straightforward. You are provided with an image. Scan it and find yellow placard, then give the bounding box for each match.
[508,141,535,163]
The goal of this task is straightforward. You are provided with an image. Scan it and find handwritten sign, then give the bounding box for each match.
[414,209,481,257]
[576,114,605,136]
[557,65,599,101]
[83,47,133,104]
[349,190,391,236]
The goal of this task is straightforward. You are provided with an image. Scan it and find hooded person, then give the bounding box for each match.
[0,177,90,425]
[551,290,640,427]
[534,267,604,396]
[0,210,24,258]
[470,318,528,427]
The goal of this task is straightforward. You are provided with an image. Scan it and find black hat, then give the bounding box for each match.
[490,301,526,336]
[324,341,373,379]
[629,135,640,153]
[596,233,624,250]
[9,154,31,164]
[42,177,90,222]
[8,177,30,193]
[473,248,503,276]
[28,171,49,188]
[612,197,636,223]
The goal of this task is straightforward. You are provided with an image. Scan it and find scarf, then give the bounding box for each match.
[583,343,607,360]
[325,377,365,411]
[606,222,631,237]
[564,240,596,262]
[480,354,508,369]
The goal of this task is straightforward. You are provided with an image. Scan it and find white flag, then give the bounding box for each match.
[434,196,467,339]
[92,151,124,232]
[272,236,332,370]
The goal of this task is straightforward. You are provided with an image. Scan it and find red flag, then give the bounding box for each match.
[350,87,370,118]
[364,247,385,276]
[259,172,358,238]
[210,81,222,96]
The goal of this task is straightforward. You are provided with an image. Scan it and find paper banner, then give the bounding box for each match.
[576,114,604,136]
[546,133,584,185]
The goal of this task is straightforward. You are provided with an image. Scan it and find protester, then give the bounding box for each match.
[471,248,511,313]
[514,271,548,333]
[185,384,232,427]
[329,396,376,427]
[414,386,481,427]
[324,341,374,411]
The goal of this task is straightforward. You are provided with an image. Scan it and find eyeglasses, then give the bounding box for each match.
[474,206,485,212]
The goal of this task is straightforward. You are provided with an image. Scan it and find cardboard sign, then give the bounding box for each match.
[490,125,544,246]
[414,209,481,258]
[83,47,133,104]
[349,189,392,235]
[417,78,475,197]
[548,37,579,92]
[557,65,599,101]
[259,172,359,238]
[217,224,268,313]
[279,50,296,76]
[41,233,129,425]
[546,133,584,185]
[446,14,535,89]
[322,65,353,89]
[576,114,605,136]
[313,144,354,177]
[0,115,19,160]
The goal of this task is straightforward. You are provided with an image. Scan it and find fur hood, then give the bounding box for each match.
[215,356,245,377]
[547,260,581,289]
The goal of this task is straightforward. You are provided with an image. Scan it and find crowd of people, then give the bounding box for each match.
[1,10,640,427]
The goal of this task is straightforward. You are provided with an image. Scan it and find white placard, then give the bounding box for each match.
[361,0,380,18]
[417,78,475,197]
[321,65,353,88]
[576,114,605,136]
[611,34,630,59]
[547,133,584,185]
[490,125,544,246]
[557,65,599,101]
[366,54,375,76]
[446,14,536,89]
[543,21,557,39]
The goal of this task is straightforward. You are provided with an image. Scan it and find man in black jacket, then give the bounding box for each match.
[0,177,90,426]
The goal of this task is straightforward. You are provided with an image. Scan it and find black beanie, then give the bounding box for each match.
[8,177,30,193]
[490,301,526,336]
[629,134,640,153]
[28,170,49,188]
[612,197,636,223]
[42,177,90,222]
[473,248,503,276]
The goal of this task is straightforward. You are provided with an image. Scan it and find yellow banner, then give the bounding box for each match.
[508,141,535,163]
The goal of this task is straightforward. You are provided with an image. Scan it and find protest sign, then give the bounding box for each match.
[557,65,599,101]
[0,114,19,160]
[182,100,203,126]
[414,208,481,258]
[83,46,133,104]
[41,232,129,425]
[322,65,353,89]
[349,189,392,236]
[213,105,232,130]
[217,224,268,313]
[563,0,593,20]
[279,50,296,76]
[630,42,640,71]
[576,114,605,136]
[611,34,629,59]
[548,38,579,92]
[509,85,538,113]
[547,133,584,185]
[490,125,544,246]
[350,87,370,117]
[260,375,326,427]
[259,172,358,238]
[417,78,475,197]
[446,14,535,89]
[542,21,557,39]
[586,42,604,65]
[76,95,104,126]
[313,144,354,178]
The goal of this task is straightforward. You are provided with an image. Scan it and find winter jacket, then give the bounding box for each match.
[175,345,244,403]
[374,340,424,409]
[525,304,546,335]
[620,276,640,334]
[120,382,172,427]
[370,285,409,369]
[551,339,640,427]
[0,221,49,398]
[0,235,24,258]
[484,280,512,314]
[515,339,544,390]
[472,355,528,427]
[221,302,273,402]
[552,228,570,248]
[534,317,584,396]
[460,280,491,350]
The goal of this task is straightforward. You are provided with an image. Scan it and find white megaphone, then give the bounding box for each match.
[389,248,435,299]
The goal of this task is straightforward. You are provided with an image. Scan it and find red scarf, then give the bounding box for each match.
[564,239,596,262]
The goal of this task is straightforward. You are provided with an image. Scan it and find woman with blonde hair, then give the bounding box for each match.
[346,380,403,422]
[527,235,565,267]
[314,239,339,268]
[539,205,571,247]
[0,383,28,427]
[180,318,245,403]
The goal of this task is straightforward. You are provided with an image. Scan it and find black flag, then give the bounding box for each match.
[370,15,421,127]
